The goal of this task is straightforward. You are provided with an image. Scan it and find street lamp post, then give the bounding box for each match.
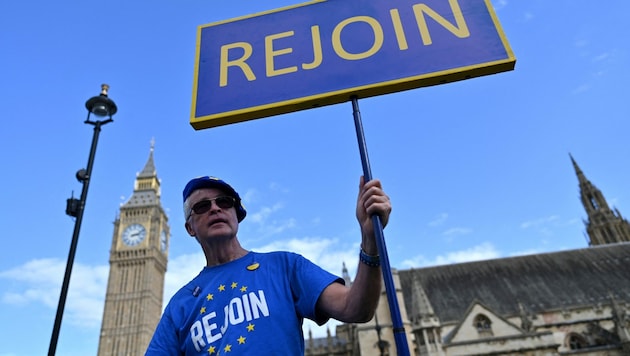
[374,312,391,356]
[48,85,117,356]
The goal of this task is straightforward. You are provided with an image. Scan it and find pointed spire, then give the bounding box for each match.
[570,153,583,177]
[609,293,630,351]
[138,138,156,178]
[571,154,607,214]
[307,327,314,352]
[571,155,630,245]
[518,301,533,332]
[124,140,162,207]
[410,278,437,326]
[341,262,352,286]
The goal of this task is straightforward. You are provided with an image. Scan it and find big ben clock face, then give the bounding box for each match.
[122,224,146,246]
[160,230,167,251]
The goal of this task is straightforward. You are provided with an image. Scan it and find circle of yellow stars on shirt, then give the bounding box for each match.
[200,279,258,354]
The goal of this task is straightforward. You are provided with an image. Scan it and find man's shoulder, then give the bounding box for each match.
[251,250,298,258]
[250,250,311,268]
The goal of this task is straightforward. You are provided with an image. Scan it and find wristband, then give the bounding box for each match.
[360,248,380,267]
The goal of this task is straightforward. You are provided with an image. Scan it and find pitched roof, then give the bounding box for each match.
[398,242,630,324]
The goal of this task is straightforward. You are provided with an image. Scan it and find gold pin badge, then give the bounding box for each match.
[246,262,260,271]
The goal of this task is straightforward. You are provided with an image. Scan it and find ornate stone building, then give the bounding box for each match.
[97,144,170,356]
[306,157,630,355]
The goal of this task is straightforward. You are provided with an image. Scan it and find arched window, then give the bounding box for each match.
[567,333,588,350]
[473,314,493,337]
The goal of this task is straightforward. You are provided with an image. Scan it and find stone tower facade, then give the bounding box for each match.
[97,144,170,355]
[571,155,630,245]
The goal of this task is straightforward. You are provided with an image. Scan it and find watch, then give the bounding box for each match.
[160,230,168,251]
[122,224,146,246]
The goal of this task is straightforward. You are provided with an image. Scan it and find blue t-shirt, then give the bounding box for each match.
[146,251,342,355]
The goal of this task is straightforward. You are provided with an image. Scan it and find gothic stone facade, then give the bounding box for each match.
[306,243,630,355]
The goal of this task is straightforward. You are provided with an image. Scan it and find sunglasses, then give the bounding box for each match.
[189,196,236,218]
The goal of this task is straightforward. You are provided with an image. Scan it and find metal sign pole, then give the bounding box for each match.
[350,96,410,356]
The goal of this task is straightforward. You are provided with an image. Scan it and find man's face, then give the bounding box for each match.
[184,188,239,242]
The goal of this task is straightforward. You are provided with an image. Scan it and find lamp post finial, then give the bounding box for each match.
[100,84,110,97]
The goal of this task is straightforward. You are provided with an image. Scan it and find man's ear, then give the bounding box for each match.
[184,221,196,236]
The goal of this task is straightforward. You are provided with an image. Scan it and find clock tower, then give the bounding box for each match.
[97,143,170,356]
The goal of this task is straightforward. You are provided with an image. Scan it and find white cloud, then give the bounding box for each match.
[163,252,207,304]
[571,84,590,95]
[442,227,472,237]
[241,188,259,207]
[593,52,610,62]
[245,202,299,238]
[304,318,342,340]
[268,181,289,193]
[260,218,297,237]
[519,215,580,239]
[0,258,108,328]
[253,237,354,272]
[508,248,542,257]
[520,215,559,229]
[492,0,508,11]
[248,203,284,224]
[428,213,448,227]
[575,39,589,48]
[401,242,500,268]
[0,235,364,343]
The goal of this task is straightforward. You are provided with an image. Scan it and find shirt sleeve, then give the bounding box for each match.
[288,253,344,325]
[145,302,182,355]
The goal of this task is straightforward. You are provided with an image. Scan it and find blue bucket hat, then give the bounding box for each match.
[183,176,247,222]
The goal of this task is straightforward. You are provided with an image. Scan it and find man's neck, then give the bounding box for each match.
[202,238,248,266]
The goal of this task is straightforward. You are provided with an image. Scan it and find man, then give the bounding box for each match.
[146,175,391,355]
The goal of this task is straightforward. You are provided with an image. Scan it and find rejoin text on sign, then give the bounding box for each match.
[219,0,470,87]
[191,0,515,129]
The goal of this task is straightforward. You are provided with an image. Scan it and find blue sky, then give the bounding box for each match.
[1,0,629,355]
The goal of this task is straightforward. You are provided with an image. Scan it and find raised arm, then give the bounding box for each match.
[316,176,391,322]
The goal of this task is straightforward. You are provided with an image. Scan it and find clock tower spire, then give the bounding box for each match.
[97,142,170,355]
